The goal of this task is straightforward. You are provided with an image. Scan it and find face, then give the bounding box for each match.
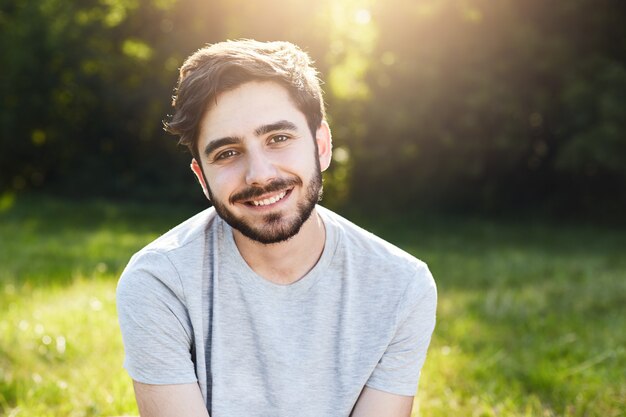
[193,81,332,245]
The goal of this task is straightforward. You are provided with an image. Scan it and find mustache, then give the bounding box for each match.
[229,177,302,204]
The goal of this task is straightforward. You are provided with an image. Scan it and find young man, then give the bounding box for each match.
[117,39,437,417]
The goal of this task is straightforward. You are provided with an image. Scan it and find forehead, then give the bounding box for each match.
[198,81,308,141]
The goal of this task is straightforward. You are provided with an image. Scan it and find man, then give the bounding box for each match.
[117,39,436,417]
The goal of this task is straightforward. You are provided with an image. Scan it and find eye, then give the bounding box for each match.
[215,149,239,161]
[269,134,290,144]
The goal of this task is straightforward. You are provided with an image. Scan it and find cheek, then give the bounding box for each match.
[205,165,244,197]
[280,143,318,169]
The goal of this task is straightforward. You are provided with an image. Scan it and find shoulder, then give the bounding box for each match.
[117,207,217,301]
[141,206,217,255]
[319,206,436,299]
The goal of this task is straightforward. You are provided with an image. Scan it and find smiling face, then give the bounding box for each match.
[192,81,332,244]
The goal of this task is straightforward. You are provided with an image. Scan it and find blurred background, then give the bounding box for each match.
[1,1,625,416]
[2,0,626,216]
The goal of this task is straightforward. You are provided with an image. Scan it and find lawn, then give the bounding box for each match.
[1,195,624,417]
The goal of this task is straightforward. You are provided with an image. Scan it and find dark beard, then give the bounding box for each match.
[209,171,323,245]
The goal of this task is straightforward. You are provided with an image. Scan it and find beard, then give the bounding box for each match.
[208,170,323,245]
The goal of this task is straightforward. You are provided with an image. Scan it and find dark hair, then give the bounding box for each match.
[164,39,326,160]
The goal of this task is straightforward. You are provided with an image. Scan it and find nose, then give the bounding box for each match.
[244,150,278,186]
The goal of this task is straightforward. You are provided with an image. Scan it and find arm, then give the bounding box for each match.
[350,386,414,417]
[133,381,210,417]
[352,264,436,417]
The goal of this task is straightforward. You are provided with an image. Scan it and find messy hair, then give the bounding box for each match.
[164,39,325,160]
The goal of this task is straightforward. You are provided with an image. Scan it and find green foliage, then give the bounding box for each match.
[342,0,626,213]
[1,197,625,416]
[0,0,216,201]
[1,0,625,213]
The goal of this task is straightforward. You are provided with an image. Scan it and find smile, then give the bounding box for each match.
[248,190,288,207]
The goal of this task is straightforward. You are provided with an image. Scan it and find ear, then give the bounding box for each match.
[315,120,333,172]
[190,159,210,200]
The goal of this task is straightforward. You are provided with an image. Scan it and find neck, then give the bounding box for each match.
[232,208,326,285]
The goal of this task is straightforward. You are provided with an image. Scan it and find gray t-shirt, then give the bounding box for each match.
[117,206,437,416]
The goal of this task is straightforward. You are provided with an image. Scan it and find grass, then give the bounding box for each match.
[1,195,625,416]
[357,211,626,417]
[0,195,198,417]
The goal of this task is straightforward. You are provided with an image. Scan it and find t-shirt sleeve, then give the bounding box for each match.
[365,262,437,396]
[116,250,198,385]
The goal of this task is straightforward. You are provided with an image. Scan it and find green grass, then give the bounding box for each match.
[0,195,198,417]
[1,196,625,416]
[358,212,626,417]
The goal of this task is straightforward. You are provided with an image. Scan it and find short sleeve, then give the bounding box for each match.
[116,250,198,385]
[365,263,437,396]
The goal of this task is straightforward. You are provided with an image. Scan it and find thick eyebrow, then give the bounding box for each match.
[254,120,298,137]
[203,136,242,157]
[203,120,298,157]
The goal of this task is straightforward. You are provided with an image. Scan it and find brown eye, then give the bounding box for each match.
[269,135,290,144]
[215,150,238,160]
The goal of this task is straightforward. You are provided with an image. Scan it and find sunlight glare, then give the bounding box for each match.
[354,8,371,24]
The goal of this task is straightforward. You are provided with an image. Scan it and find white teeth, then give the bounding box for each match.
[251,191,287,206]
